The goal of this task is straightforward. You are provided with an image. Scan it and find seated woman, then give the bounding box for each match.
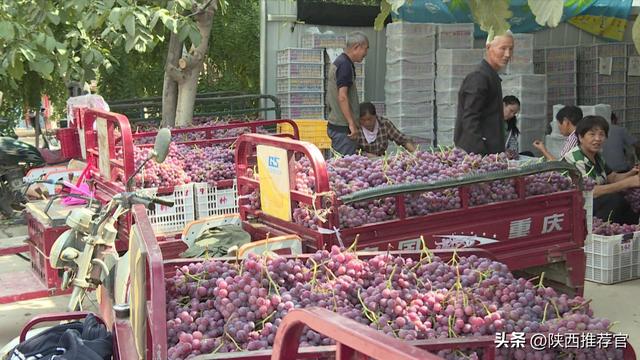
[356,102,416,157]
[562,115,640,224]
[502,95,534,159]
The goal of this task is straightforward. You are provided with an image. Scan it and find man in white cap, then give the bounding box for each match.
[454,30,514,155]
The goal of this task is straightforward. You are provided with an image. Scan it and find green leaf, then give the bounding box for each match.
[166,17,178,33]
[178,21,191,42]
[134,10,148,27]
[374,1,391,31]
[633,18,640,57]
[0,21,15,41]
[125,35,137,52]
[529,0,563,28]
[45,35,57,52]
[18,47,36,62]
[47,11,61,25]
[30,59,54,79]
[7,61,24,80]
[124,13,136,35]
[188,25,201,46]
[469,0,511,36]
[109,8,123,29]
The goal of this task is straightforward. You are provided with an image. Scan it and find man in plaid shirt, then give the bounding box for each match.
[533,105,583,160]
[356,102,416,156]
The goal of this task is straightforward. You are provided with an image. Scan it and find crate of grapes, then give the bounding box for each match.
[235,134,591,296]
[109,205,637,360]
[585,219,640,284]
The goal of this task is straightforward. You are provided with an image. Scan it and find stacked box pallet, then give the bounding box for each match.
[434,48,484,146]
[543,47,578,120]
[625,43,640,137]
[276,48,325,119]
[385,23,438,142]
[501,74,547,153]
[500,33,534,75]
[577,44,627,122]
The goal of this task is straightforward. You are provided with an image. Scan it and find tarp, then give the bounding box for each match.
[394,0,633,41]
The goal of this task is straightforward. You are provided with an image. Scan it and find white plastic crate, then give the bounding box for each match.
[277,48,324,64]
[436,129,455,146]
[277,92,324,106]
[301,33,346,49]
[355,63,365,78]
[513,33,534,50]
[597,71,627,84]
[387,34,437,54]
[436,49,484,65]
[501,62,534,75]
[546,73,577,87]
[142,184,196,235]
[391,117,435,134]
[437,64,477,77]
[584,232,640,284]
[386,22,437,37]
[546,60,577,74]
[277,63,324,78]
[502,87,546,103]
[386,90,434,104]
[436,90,458,105]
[385,78,434,93]
[282,106,324,119]
[387,51,435,64]
[519,101,547,117]
[546,47,578,62]
[501,75,547,91]
[436,23,474,49]
[435,76,465,92]
[277,78,324,93]
[386,101,434,118]
[548,86,577,99]
[597,84,626,97]
[194,181,239,219]
[387,60,435,80]
[596,96,625,110]
[436,116,456,132]
[436,103,457,118]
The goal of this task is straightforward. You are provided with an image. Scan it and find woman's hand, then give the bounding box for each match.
[532,140,545,151]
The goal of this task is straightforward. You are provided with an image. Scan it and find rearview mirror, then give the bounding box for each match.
[154,128,171,163]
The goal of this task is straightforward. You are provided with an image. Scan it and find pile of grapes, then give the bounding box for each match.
[126,143,236,188]
[592,217,640,235]
[282,149,573,229]
[134,117,268,145]
[165,247,624,359]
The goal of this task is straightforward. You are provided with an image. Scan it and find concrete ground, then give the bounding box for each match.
[0,223,638,351]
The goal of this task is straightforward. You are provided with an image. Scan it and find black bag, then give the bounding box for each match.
[9,313,112,360]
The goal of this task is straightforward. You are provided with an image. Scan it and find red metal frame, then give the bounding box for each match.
[235,134,588,295]
[18,311,105,342]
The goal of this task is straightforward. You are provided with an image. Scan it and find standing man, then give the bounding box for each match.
[602,113,640,172]
[454,31,514,155]
[326,31,369,156]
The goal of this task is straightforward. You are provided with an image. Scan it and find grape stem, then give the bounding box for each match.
[386,264,398,290]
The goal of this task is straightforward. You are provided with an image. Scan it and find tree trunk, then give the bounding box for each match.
[161,32,182,128]
[174,1,217,127]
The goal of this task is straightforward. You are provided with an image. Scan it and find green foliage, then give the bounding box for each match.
[0,0,206,116]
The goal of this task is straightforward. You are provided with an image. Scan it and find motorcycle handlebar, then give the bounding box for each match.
[128,194,174,211]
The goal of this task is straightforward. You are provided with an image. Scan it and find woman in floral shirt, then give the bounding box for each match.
[356,102,416,157]
[562,115,640,224]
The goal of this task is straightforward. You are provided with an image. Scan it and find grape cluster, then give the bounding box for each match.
[134,118,269,145]
[592,217,640,235]
[285,149,575,230]
[165,247,624,359]
[128,144,192,188]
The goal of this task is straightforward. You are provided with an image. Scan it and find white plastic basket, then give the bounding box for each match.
[435,90,458,105]
[435,76,465,92]
[142,184,196,235]
[386,102,434,118]
[277,48,324,64]
[436,49,484,65]
[282,106,325,119]
[386,51,435,64]
[194,181,239,219]
[276,78,324,93]
[386,23,437,37]
[386,90,434,104]
[387,60,435,80]
[437,64,477,77]
[277,92,324,106]
[436,23,474,49]
[277,63,324,78]
[385,78,434,93]
[518,101,547,117]
[436,129,455,146]
[584,232,640,284]
[387,34,436,55]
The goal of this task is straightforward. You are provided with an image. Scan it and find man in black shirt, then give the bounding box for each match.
[326,31,369,155]
[454,31,514,155]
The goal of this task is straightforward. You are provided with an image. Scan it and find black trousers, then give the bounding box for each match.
[593,192,639,225]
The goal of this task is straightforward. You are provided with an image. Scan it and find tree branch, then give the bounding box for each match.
[186,0,215,18]
[166,63,186,83]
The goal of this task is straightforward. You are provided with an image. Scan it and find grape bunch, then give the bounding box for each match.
[592,217,640,235]
[176,145,236,184]
[285,149,577,230]
[165,247,624,360]
[126,144,192,188]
